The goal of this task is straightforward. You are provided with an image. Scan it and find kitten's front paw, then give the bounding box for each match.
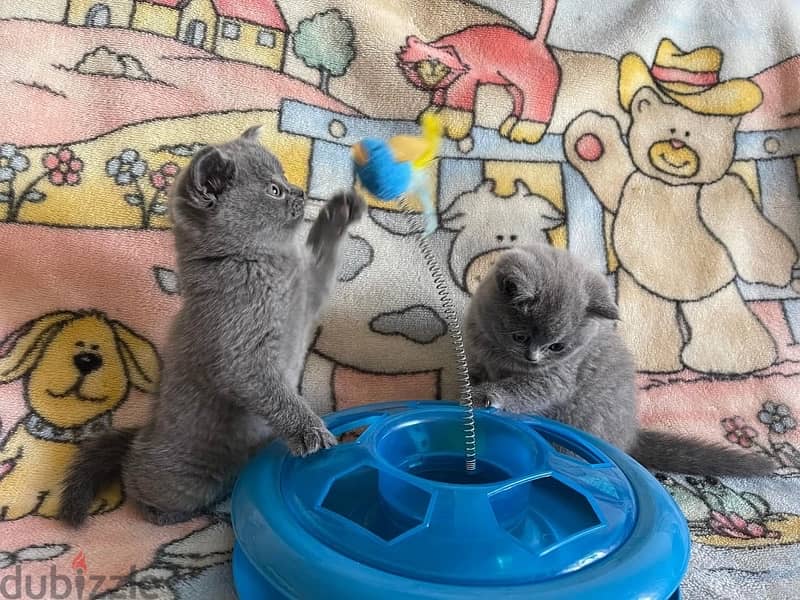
[286,418,338,457]
[327,190,365,233]
[471,385,496,409]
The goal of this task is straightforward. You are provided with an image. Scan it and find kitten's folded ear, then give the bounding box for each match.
[241,125,263,141]
[185,146,236,210]
[585,272,619,320]
[496,269,519,298]
[497,271,535,306]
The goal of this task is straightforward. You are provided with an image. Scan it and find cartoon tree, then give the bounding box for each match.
[292,9,355,94]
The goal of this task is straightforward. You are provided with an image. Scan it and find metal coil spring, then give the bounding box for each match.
[399,197,477,471]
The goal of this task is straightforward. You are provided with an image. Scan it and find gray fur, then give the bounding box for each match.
[60,129,364,526]
[465,243,773,476]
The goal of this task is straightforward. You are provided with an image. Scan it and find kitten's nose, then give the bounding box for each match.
[74,352,102,375]
[289,196,304,219]
[526,348,542,363]
[669,138,685,149]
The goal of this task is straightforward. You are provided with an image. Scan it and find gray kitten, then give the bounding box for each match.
[59,126,364,526]
[465,243,772,476]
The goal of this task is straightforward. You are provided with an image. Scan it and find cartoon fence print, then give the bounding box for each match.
[279,99,800,342]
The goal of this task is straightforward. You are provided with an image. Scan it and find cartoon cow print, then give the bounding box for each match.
[442,179,564,293]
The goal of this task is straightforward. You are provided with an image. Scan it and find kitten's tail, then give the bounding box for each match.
[58,428,137,527]
[630,430,774,476]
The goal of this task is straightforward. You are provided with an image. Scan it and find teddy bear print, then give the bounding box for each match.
[565,39,798,374]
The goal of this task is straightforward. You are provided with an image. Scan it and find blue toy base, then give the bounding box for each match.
[231,401,689,599]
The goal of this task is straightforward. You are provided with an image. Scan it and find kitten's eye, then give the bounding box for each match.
[268,183,284,198]
[548,342,566,353]
[669,128,676,134]
[512,333,529,344]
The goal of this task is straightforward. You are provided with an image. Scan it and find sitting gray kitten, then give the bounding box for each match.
[59,126,364,526]
[465,243,772,476]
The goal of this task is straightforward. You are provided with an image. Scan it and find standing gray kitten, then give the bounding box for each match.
[465,243,772,476]
[59,126,364,526]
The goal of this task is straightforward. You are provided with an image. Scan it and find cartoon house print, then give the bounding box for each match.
[64,0,287,70]
[66,0,134,28]
[132,0,182,37]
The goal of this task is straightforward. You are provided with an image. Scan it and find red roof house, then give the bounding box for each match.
[211,0,287,31]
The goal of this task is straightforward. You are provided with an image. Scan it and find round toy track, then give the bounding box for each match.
[231,401,690,599]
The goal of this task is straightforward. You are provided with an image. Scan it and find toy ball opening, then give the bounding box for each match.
[376,410,539,485]
[403,456,507,484]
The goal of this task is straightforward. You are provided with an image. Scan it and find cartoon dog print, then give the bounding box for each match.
[565,39,798,374]
[0,310,160,520]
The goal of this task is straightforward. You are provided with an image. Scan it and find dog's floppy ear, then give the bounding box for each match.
[0,312,78,383]
[110,320,161,393]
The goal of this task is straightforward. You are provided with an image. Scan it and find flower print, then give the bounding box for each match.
[721,416,759,448]
[106,149,148,186]
[709,511,780,540]
[0,144,30,182]
[758,401,797,434]
[149,162,180,191]
[42,147,83,186]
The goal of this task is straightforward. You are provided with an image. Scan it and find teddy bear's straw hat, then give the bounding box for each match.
[619,38,762,116]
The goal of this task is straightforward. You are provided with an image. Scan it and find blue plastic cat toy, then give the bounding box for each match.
[231,401,690,599]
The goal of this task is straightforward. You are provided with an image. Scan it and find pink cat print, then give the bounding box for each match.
[397,0,560,144]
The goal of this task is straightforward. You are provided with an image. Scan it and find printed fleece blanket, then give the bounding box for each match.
[1,1,799,598]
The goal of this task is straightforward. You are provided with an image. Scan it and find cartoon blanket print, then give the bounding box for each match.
[2,1,800,598]
[565,39,799,374]
[659,473,800,548]
[444,180,564,294]
[0,311,160,520]
[397,0,560,144]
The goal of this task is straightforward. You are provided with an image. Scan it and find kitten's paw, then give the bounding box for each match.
[487,396,504,410]
[326,190,365,234]
[470,385,494,409]
[341,190,366,223]
[287,419,338,457]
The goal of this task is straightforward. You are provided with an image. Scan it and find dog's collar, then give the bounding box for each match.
[24,412,113,443]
